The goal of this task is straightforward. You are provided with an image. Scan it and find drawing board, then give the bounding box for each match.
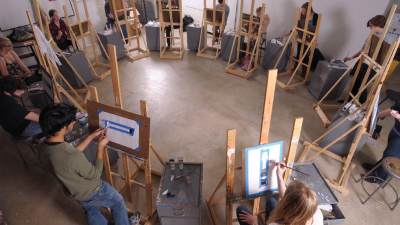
[87,100,150,159]
[244,141,283,199]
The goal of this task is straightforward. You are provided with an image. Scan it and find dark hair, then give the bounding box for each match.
[256,6,263,13]
[301,2,315,14]
[39,103,77,137]
[0,77,18,94]
[367,15,386,28]
[218,0,224,4]
[49,9,57,18]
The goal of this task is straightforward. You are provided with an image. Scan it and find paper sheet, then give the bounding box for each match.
[99,111,140,151]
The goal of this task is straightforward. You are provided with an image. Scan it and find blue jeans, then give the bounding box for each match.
[21,122,42,137]
[236,191,278,225]
[374,129,400,180]
[80,181,129,225]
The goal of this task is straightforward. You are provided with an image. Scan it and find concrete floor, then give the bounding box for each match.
[1,0,400,224]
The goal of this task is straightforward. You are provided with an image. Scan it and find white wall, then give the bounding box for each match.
[244,0,392,59]
[184,0,392,59]
[183,0,239,31]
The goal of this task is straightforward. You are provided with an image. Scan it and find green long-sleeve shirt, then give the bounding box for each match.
[42,142,103,201]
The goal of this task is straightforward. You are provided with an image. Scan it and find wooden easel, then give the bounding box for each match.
[110,0,150,62]
[158,0,184,60]
[97,45,165,222]
[26,11,90,112]
[31,0,96,97]
[225,0,265,79]
[274,0,321,90]
[63,0,111,80]
[314,4,397,127]
[207,70,304,225]
[197,0,226,59]
[298,5,400,193]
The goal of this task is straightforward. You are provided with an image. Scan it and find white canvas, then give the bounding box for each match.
[245,141,283,199]
[99,111,140,151]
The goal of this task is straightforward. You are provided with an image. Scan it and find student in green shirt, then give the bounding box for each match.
[39,104,130,225]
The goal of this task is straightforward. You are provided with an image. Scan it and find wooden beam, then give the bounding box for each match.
[284,117,303,181]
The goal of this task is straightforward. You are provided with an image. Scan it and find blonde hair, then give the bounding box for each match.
[0,37,12,49]
[267,181,318,225]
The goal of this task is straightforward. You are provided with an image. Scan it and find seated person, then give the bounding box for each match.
[240,7,270,71]
[39,104,130,225]
[0,37,33,80]
[0,77,42,137]
[236,162,323,225]
[344,15,387,104]
[362,103,400,183]
[49,9,73,51]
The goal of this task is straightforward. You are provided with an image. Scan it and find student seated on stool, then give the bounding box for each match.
[236,162,323,225]
[362,103,400,184]
[0,77,42,137]
[39,104,131,225]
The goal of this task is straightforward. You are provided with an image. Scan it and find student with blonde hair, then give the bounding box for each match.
[0,37,33,78]
[237,163,323,225]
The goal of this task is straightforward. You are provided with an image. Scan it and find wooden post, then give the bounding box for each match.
[226,129,236,225]
[284,117,303,181]
[253,69,278,215]
[108,45,123,108]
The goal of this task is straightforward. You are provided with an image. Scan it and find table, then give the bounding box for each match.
[145,23,160,51]
[156,162,203,225]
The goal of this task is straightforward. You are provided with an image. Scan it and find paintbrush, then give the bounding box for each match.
[279,164,310,176]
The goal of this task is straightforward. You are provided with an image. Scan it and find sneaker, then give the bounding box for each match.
[363,176,383,184]
[129,212,141,225]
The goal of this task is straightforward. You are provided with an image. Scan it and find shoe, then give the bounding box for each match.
[363,176,383,184]
[362,163,375,172]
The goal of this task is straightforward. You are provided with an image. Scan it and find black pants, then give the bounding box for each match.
[371,129,400,180]
[236,191,278,225]
[56,39,73,51]
[165,26,180,47]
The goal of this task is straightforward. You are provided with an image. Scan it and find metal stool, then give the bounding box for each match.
[356,157,400,210]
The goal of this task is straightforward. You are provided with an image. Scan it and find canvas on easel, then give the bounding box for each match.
[206,70,304,225]
[244,141,283,199]
[86,100,150,159]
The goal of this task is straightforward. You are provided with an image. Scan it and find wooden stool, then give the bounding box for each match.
[356,157,400,210]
